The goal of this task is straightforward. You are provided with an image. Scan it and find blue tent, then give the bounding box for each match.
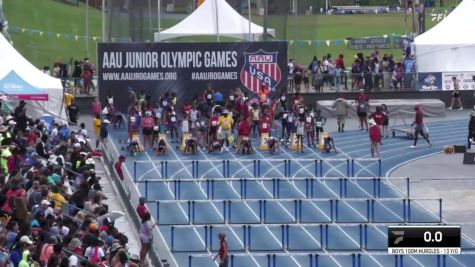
[0,70,48,100]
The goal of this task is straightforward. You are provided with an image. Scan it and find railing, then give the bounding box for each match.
[287,72,418,92]
[63,76,98,96]
[101,143,169,267]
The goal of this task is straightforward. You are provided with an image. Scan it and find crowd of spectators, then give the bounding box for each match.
[0,100,136,267]
[287,47,416,92]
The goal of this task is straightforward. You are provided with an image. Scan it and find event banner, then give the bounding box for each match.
[347,37,391,50]
[97,41,288,111]
[418,72,442,91]
[442,72,475,90]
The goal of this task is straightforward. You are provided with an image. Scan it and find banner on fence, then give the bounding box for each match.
[347,37,391,50]
[442,72,475,90]
[98,42,288,112]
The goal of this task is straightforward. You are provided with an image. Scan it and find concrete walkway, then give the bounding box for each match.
[78,114,142,259]
[95,158,141,258]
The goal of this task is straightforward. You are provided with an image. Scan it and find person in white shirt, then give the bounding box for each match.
[288,59,295,92]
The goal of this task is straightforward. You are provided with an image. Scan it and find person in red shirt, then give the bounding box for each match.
[136,197,149,220]
[410,105,432,148]
[369,106,385,128]
[237,117,252,154]
[214,232,228,267]
[369,119,382,158]
[114,155,126,181]
[260,111,272,134]
[3,177,26,214]
[355,89,369,104]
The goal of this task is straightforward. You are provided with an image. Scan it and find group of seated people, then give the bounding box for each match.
[0,100,135,267]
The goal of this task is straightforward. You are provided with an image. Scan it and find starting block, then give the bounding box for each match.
[179,133,192,151]
[319,132,329,151]
[259,133,269,150]
[131,134,144,152]
[290,133,302,150]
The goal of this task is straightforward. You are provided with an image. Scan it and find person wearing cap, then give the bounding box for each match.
[214,232,228,267]
[31,199,53,219]
[410,105,432,149]
[468,111,475,149]
[369,119,382,158]
[136,196,149,220]
[9,241,25,267]
[218,110,234,150]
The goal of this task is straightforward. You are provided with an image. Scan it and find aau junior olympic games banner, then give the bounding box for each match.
[98,42,287,111]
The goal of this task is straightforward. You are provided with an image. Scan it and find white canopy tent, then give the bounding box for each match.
[154,0,275,41]
[0,33,66,121]
[414,0,475,72]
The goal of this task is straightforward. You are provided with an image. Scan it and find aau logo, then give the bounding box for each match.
[240,49,282,93]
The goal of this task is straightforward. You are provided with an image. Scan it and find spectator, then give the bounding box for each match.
[136,197,149,220]
[91,97,102,117]
[139,213,156,266]
[49,185,67,209]
[115,155,126,181]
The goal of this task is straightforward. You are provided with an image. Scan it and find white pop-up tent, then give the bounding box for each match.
[0,34,66,121]
[154,0,275,41]
[414,0,475,72]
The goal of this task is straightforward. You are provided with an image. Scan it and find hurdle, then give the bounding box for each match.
[139,176,412,201]
[154,197,441,226]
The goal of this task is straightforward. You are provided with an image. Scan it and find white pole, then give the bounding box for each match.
[86,0,89,56]
[214,0,219,41]
[248,0,252,41]
[158,0,161,41]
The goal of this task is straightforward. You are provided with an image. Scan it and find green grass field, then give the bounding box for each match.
[3,0,102,67]
[3,0,452,68]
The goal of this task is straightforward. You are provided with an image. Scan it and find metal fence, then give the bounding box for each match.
[287,71,418,93]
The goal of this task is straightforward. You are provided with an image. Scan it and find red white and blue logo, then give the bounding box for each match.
[240,49,282,93]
